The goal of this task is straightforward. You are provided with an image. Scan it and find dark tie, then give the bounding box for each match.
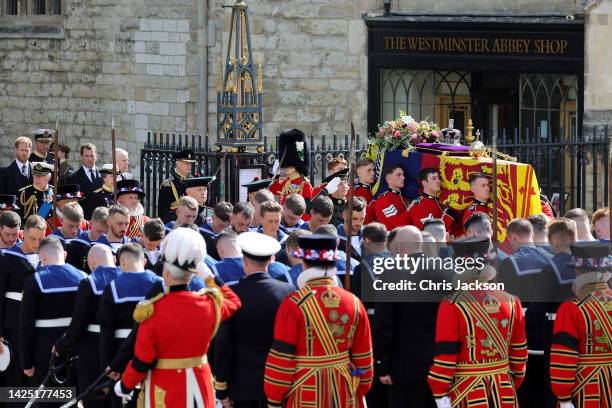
[21,164,27,178]
[90,169,95,182]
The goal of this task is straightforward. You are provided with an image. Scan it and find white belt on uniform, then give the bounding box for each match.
[5,292,23,301]
[35,317,72,328]
[114,329,132,339]
[87,324,101,333]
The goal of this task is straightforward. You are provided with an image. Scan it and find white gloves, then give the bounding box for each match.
[326,177,341,194]
[272,160,280,176]
[435,396,452,408]
[114,381,133,403]
[560,403,574,408]
[196,261,215,281]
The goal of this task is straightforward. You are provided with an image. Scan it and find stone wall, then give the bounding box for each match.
[205,0,376,143]
[584,0,612,130]
[0,0,608,183]
[0,0,203,177]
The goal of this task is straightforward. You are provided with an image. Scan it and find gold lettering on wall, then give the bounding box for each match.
[383,36,569,55]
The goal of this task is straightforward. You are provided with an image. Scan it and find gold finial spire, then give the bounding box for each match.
[216,61,222,93]
[257,57,263,94]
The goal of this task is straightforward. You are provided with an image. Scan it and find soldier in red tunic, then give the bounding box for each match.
[459,172,492,236]
[549,241,611,408]
[114,226,241,407]
[370,164,411,231]
[264,234,373,408]
[312,157,348,198]
[354,158,375,205]
[428,236,528,408]
[116,179,149,239]
[540,193,557,221]
[269,129,313,205]
[408,168,455,231]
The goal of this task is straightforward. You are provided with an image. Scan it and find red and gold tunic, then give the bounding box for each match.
[264,277,373,408]
[407,193,455,231]
[456,199,491,236]
[550,282,612,407]
[121,284,241,408]
[371,189,411,231]
[354,182,372,205]
[269,176,313,205]
[127,215,149,239]
[428,290,527,408]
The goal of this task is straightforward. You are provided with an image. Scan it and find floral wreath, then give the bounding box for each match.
[370,110,441,151]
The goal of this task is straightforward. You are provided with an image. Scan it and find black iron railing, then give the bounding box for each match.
[140,128,611,217]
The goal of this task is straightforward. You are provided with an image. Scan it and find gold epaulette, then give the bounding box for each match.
[133,292,165,323]
[18,185,32,192]
[93,187,103,193]
[160,177,174,188]
[196,286,223,337]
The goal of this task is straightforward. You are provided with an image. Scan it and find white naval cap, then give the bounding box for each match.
[236,231,281,259]
[32,129,55,139]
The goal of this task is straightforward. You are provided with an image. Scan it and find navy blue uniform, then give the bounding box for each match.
[98,270,161,408]
[20,264,87,402]
[55,266,121,408]
[0,245,39,388]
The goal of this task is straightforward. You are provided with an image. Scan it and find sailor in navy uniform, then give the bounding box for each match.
[20,236,87,393]
[136,218,166,276]
[157,149,195,220]
[242,177,273,204]
[213,232,294,407]
[89,164,119,210]
[499,218,553,300]
[55,244,120,408]
[215,231,247,286]
[520,219,577,408]
[18,162,54,222]
[97,243,162,408]
[49,201,86,250]
[65,207,109,273]
[95,205,132,255]
[0,215,46,388]
[29,129,55,166]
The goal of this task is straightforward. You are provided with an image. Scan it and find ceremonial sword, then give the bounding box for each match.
[344,123,357,291]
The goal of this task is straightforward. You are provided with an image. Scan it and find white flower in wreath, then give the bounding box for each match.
[295,141,305,161]
[401,115,413,125]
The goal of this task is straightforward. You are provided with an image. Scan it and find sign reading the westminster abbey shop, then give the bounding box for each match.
[382,36,572,55]
[368,25,584,61]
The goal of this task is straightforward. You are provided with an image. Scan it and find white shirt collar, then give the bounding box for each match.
[16,159,29,168]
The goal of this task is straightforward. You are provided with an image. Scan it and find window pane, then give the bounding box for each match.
[33,0,45,14]
[6,0,18,14]
[53,0,60,14]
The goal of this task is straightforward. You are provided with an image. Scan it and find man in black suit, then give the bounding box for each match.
[68,143,102,220]
[1,136,33,197]
[375,226,448,408]
[214,231,294,408]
